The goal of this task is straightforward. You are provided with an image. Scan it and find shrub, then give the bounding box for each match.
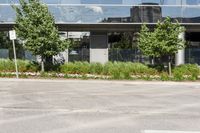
[25,61,40,72]
[0,72,15,78]
[160,72,170,81]
[0,59,14,72]
[60,61,157,80]
[77,62,90,74]
[60,62,90,74]
[173,64,200,81]
[0,59,39,72]
[128,62,157,75]
[18,60,39,72]
[107,62,132,79]
[60,62,76,74]
[89,63,103,75]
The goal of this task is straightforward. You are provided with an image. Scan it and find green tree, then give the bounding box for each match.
[12,0,69,71]
[137,17,185,75]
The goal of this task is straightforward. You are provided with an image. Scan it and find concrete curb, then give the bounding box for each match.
[0,78,200,85]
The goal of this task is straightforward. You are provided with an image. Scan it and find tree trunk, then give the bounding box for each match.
[45,56,53,71]
[150,56,155,65]
[46,56,53,65]
[41,56,45,72]
[168,56,172,76]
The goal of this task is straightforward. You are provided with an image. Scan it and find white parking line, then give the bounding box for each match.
[144,130,200,133]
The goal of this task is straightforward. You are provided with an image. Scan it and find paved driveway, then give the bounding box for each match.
[0,79,200,133]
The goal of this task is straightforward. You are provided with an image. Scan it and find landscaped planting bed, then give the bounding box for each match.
[0,59,199,81]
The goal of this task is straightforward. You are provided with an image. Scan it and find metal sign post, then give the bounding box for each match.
[9,30,19,79]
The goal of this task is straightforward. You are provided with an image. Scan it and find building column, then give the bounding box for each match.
[90,32,108,64]
[175,32,185,66]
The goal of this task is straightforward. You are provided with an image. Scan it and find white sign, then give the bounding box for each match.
[9,30,16,40]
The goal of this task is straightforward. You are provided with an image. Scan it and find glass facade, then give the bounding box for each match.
[0,0,200,23]
[2,0,200,5]
[1,0,200,64]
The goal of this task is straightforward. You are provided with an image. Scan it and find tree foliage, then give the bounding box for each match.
[138,17,185,58]
[12,0,69,66]
[137,17,186,75]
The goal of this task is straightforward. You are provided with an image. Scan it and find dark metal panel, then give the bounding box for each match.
[1,23,200,32]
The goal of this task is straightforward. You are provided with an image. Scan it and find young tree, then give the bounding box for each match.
[137,17,185,75]
[12,0,69,71]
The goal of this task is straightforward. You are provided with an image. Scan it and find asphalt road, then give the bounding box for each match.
[0,79,200,133]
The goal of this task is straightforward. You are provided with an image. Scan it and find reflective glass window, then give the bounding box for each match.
[42,0,58,4]
[48,5,131,23]
[162,6,182,22]
[60,0,81,4]
[0,5,16,22]
[122,0,141,5]
[81,0,101,4]
[2,0,200,24]
[81,0,122,4]
[0,0,19,3]
[100,0,123,4]
[182,7,200,23]
[0,0,8,3]
[121,0,182,5]
[47,5,184,23]
[183,0,200,5]
[0,0,183,5]
[141,0,161,4]
[162,0,182,5]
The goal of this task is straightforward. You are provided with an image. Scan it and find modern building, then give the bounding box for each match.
[1,0,200,64]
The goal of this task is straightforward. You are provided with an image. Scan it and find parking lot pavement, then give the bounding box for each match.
[0,79,200,133]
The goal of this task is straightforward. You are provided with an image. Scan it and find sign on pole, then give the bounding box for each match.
[9,30,17,40]
[9,30,19,79]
